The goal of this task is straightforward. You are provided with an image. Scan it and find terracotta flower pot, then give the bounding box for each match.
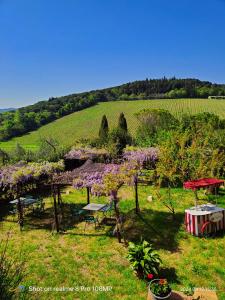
[149,279,172,300]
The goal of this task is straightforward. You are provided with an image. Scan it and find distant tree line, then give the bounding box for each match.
[1,77,225,141]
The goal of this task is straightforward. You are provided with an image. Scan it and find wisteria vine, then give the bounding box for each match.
[0,160,64,191]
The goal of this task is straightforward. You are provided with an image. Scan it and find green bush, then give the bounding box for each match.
[108,127,132,155]
[127,240,162,279]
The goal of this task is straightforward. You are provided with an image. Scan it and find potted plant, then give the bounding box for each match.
[149,278,172,300]
[127,240,162,279]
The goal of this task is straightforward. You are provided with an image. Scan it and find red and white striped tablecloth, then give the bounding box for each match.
[185,206,225,236]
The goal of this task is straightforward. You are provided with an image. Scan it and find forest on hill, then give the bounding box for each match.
[0,77,225,142]
[0,108,15,113]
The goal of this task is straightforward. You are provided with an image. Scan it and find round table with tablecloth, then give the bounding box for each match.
[185,204,225,236]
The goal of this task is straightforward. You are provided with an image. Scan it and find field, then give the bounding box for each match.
[1,185,225,299]
[1,98,225,150]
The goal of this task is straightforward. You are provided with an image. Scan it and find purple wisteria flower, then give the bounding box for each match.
[123,147,158,166]
[65,148,109,160]
[0,160,64,191]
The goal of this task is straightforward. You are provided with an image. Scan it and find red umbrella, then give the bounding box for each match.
[183,178,224,207]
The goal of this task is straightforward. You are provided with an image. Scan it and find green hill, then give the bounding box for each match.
[1,98,225,150]
[1,77,225,142]
[0,108,15,113]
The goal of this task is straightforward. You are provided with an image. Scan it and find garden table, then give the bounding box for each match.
[10,198,39,206]
[185,204,225,236]
[83,203,107,230]
[10,198,42,215]
[82,203,107,211]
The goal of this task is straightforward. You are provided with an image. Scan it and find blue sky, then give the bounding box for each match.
[0,0,225,107]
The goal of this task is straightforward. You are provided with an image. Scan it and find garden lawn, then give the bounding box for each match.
[1,98,225,150]
[0,185,225,299]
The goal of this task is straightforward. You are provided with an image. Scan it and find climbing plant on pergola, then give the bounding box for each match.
[0,161,64,230]
[71,148,158,242]
[51,147,158,237]
[122,147,158,213]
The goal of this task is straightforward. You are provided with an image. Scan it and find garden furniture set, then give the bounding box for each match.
[9,196,45,216]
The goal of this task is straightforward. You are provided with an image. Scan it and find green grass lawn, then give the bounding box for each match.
[1,185,225,299]
[1,98,225,151]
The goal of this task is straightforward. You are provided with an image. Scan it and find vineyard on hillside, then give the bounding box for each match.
[1,98,225,150]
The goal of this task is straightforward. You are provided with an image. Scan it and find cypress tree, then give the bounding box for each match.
[0,148,8,165]
[118,112,127,132]
[99,115,109,140]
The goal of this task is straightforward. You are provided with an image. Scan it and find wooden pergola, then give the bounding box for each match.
[51,160,106,232]
[52,159,141,235]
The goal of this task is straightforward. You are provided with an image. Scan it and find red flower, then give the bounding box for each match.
[159,279,167,285]
[147,274,154,279]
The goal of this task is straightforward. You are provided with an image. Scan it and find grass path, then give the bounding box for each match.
[1,98,225,150]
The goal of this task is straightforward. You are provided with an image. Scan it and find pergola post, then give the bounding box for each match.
[17,198,24,231]
[134,175,140,214]
[16,185,24,231]
[111,191,122,243]
[57,185,62,206]
[52,185,60,233]
[86,187,90,204]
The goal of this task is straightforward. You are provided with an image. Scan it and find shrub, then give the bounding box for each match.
[127,240,162,279]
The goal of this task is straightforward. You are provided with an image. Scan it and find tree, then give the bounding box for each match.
[135,109,179,146]
[108,128,132,155]
[36,138,65,162]
[0,149,9,166]
[180,112,222,132]
[99,115,109,140]
[12,143,26,162]
[118,112,128,132]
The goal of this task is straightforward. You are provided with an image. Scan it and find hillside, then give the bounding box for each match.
[1,78,225,142]
[0,108,15,113]
[1,98,225,150]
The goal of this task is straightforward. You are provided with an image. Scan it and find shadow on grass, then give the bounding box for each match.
[123,208,185,252]
[58,202,116,237]
[0,200,117,237]
[0,200,185,250]
[23,202,116,237]
[160,267,180,284]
